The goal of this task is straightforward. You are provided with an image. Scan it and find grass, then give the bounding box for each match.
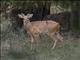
[1,30,80,60]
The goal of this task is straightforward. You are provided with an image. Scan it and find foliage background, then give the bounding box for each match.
[1,0,80,60]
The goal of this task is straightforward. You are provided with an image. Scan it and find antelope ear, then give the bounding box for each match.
[18,14,23,18]
[18,13,25,18]
[21,13,25,16]
[27,14,33,18]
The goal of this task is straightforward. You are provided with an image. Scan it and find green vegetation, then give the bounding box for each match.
[1,1,80,60]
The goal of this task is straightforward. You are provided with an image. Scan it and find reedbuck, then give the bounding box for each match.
[18,13,63,49]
